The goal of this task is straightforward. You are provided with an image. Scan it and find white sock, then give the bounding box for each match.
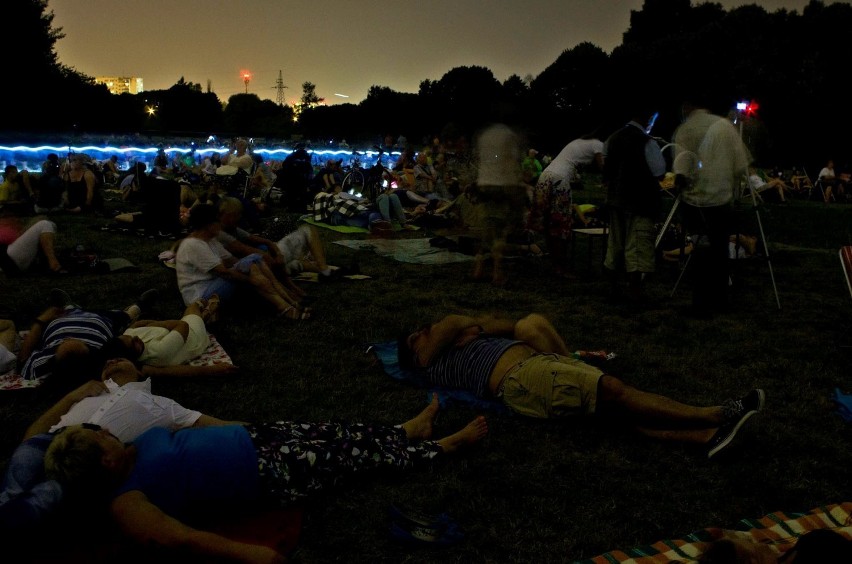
[124,304,141,320]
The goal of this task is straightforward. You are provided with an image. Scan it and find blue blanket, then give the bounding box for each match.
[368,341,510,414]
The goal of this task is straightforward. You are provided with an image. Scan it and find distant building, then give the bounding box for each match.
[95,76,144,95]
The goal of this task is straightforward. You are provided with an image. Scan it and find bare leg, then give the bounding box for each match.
[436,416,488,454]
[0,319,16,351]
[401,393,440,440]
[304,226,328,271]
[38,231,62,272]
[255,260,300,307]
[490,237,507,286]
[597,376,726,429]
[513,314,570,356]
[634,427,717,444]
[247,264,294,314]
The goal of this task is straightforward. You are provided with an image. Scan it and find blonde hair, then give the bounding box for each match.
[44,425,112,492]
[218,196,244,215]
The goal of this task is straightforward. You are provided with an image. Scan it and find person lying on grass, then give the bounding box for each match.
[398,312,764,459]
[18,288,158,385]
[43,394,487,563]
[101,296,237,378]
[0,357,238,532]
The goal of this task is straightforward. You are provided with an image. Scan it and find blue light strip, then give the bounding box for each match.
[0,145,402,173]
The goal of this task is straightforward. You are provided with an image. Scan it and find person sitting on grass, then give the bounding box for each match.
[398,312,764,458]
[0,357,243,532]
[42,394,487,563]
[217,197,337,296]
[100,296,237,378]
[175,204,310,321]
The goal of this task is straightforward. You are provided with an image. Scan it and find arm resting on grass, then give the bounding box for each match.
[111,491,286,564]
[141,364,238,378]
[23,380,107,439]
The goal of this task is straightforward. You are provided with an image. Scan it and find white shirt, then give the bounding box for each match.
[544,138,604,182]
[175,237,232,305]
[673,109,751,207]
[49,378,201,442]
[123,314,210,367]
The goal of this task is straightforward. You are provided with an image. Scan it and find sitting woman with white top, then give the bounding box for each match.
[174,204,310,321]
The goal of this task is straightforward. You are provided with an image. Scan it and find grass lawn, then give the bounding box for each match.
[1,180,851,563]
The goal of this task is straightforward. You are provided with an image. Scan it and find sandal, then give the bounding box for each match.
[202,294,220,324]
[278,305,311,320]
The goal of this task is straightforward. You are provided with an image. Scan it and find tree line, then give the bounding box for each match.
[6,0,852,170]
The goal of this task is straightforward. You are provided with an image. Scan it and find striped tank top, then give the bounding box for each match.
[425,337,521,397]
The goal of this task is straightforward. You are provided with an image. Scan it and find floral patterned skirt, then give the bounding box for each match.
[247,420,442,505]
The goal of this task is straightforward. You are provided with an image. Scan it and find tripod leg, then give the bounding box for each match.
[671,254,691,297]
[655,196,680,249]
[753,208,781,309]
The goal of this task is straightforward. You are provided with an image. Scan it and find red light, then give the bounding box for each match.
[745,101,759,116]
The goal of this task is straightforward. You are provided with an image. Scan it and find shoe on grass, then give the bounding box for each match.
[708,389,765,459]
[721,389,765,423]
[48,288,78,309]
[137,288,160,313]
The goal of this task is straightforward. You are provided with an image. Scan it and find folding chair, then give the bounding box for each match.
[840,246,852,300]
[803,168,833,202]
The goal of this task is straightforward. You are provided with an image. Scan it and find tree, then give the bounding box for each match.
[300,82,324,107]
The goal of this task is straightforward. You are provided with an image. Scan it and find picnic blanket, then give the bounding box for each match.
[368,340,509,413]
[0,332,234,391]
[574,502,852,563]
[299,215,421,234]
[335,238,477,265]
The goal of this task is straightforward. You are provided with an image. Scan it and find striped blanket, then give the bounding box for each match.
[575,502,852,563]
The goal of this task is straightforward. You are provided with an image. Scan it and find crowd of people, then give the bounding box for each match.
[0,109,846,561]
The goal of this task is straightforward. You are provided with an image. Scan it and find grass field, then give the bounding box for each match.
[2,180,852,563]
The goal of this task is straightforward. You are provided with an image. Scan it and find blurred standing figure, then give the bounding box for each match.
[521,148,542,185]
[526,133,604,279]
[602,108,667,303]
[471,124,526,287]
[672,97,751,318]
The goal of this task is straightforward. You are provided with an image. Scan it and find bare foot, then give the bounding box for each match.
[203,294,220,323]
[401,393,440,440]
[437,416,488,454]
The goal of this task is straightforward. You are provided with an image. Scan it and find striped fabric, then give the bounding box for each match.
[425,337,521,398]
[576,502,852,563]
[21,310,117,381]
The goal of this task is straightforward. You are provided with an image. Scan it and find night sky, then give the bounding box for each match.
[50,0,817,104]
